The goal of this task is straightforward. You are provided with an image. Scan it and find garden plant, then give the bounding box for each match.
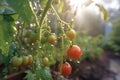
[0,0,108,80]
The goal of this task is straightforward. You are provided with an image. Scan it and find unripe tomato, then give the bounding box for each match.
[43,57,49,66]
[66,29,76,40]
[22,56,29,66]
[27,55,33,65]
[22,29,37,44]
[11,56,23,67]
[58,62,72,76]
[48,33,57,44]
[67,45,82,60]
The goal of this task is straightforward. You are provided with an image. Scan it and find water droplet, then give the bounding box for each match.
[40,14,42,17]
[32,43,34,45]
[71,19,74,22]
[15,21,20,24]
[48,20,51,23]
[13,34,16,37]
[5,42,8,44]
[69,59,72,61]
[39,46,42,48]
[31,48,33,50]
[77,61,80,63]
[53,13,55,15]
[62,24,65,26]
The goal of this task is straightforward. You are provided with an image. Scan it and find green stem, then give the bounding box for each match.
[28,1,39,27]
[59,21,65,74]
[51,5,71,29]
[39,0,53,42]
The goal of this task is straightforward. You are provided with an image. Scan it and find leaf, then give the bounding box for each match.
[40,0,48,8]
[0,20,14,55]
[6,0,34,25]
[35,67,53,80]
[96,4,109,21]
[0,49,9,65]
[24,70,35,80]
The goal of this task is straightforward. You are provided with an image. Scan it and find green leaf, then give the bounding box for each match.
[6,0,34,25]
[24,70,35,80]
[96,4,109,21]
[35,67,53,80]
[0,0,16,15]
[0,49,9,65]
[0,20,14,55]
[41,0,48,8]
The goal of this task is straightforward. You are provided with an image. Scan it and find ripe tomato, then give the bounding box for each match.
[11,56,23,67]
[22,56,29,66]
[43,57,49,66]
[27,55,33,65]
[66,29,76,40]
[67,45,82,60]
[58,62,72,76]
[48,33,57,44]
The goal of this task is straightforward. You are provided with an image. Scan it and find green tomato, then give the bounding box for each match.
[22,56,29,66]
[43,57,50,67]
[11,56,23,67]
[27,55,33,65]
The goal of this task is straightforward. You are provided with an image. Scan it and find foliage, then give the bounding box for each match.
[103,16,120,53]
[74,31,104,60]
[0,0,108,79]
[24,67,52,80]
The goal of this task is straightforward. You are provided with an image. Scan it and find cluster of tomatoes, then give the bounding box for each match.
[11,55,33,67]
[58,29,82,76]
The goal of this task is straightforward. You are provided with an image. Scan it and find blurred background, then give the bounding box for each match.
[54,0,120,80]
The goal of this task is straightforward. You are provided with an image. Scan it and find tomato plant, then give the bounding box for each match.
[0,0,108,79]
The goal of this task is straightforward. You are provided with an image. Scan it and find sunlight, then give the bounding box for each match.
[69,0,102,15]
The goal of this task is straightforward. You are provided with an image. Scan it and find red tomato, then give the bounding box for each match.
[58,62,72,76]
[66,29,76,40]
[67,45,82,60]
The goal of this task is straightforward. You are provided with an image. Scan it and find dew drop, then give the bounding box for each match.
[77,61,80,63]
[5,42,8,44]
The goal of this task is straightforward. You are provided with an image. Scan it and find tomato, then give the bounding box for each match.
[22,56,29,66]
[22,29,37,44]
[66,29,76,40]
[48,33,57,44]
[58,62,72,76]
[43,57,49,66]
[67,45,82,60]
[27,55,33,65]
[11,56,23,67]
